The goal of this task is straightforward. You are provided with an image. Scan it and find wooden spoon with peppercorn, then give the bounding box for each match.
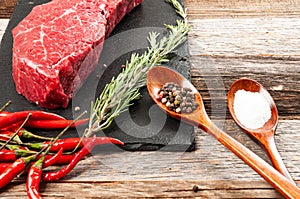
[146,65,300,198]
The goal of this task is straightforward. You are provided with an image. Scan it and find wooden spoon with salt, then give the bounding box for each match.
[146,66,300,198]
[227,78,295,183]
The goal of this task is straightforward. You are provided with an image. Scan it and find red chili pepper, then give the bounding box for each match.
[0,155,35,189]
[0,123,22,132]
[0,149,18,162]
[43,148,63,168]
[0,112,29,130]
[0,111,66,121]
[29,137,124,152]
[42,136,98,182]
[40,153,74,165]
[0,111,66,130]
[0,149,35,162]
[0,133,10,140]
[1,153,73,175]
[0,130,12,136]
[0,163,11,173]
[26,157,44,199]
[24,118,89,129]
[1,150,63,174]
[0,111,11,117]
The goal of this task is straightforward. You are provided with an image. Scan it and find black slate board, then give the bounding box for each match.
[0,0,195,151]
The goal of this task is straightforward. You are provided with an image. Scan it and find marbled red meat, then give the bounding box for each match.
[12,0,143,109]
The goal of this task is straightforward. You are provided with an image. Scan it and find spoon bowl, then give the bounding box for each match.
[146,65,210,129]
[227,78,278,133]
[146,66,300,198]
[227,78,295,183]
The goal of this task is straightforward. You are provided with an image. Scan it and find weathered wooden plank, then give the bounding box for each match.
[188,18,300,58]
[1,180,290,198]
[185,0,300,19]
[0,0,17,18]
[187,17,300,119]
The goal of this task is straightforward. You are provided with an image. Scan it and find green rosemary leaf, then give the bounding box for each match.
[85,0,191,136]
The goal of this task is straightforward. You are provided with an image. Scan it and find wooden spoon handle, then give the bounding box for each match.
[262,136,296,184]
[203,122,300,199]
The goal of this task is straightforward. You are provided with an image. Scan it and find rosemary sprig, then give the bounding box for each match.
[85,0,191,137]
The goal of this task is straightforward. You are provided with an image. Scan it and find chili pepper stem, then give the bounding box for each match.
[0,100,11,112]
[1,136,25,148]
[14,149,37,157]
[0,142,20,150]
[68,128,88,154]
[12,135,23,144]
[21,129,53,141]
[34,156,45,168]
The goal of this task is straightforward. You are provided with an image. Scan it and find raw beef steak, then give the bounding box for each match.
[12,0,143,109]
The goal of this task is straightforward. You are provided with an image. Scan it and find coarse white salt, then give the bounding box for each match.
[233,89,271,129]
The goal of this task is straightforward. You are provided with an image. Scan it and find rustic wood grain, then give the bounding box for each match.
[188,18,300,58]
[0,0,300,198]
[185,0,300,19]
[0,180,287,198]
[0,0,17,18]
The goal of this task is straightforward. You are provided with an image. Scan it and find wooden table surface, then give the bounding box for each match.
[0,0,299,198]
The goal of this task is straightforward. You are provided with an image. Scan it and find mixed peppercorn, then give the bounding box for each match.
[157,82,199,113]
